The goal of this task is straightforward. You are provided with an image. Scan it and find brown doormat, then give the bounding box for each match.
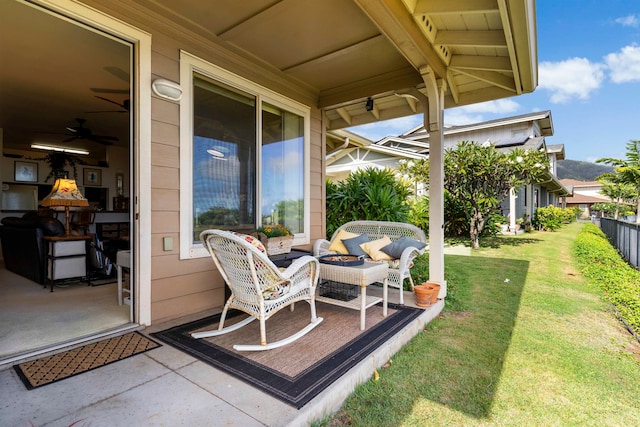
[14,332,161,390]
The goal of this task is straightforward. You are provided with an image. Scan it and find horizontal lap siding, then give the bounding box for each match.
[84,1,325,324]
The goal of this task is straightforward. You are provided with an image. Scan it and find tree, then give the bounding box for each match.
[397,158,429,195]
[596,173,638,220]
[444,141,548,249]
[597,140,640,224]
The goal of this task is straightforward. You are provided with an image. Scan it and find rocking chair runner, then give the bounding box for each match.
[193,229,323,351]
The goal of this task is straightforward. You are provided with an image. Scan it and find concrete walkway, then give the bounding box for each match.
[0,289,442,426]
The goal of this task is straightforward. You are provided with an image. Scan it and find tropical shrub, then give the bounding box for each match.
[325,168,410,238]
[407,195,429,233]
[533,206,575,231]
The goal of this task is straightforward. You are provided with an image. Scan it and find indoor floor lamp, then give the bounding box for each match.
[41,178,89,236]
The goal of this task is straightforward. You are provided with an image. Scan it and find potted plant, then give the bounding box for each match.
[413,282,440,308]
[254,223,294,255]
[31,152,83,182]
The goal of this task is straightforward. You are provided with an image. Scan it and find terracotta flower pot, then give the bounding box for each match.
[413,282,441,308]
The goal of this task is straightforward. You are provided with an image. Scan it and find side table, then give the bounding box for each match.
[316,261,388,330]
[43,234,93,292]
[116,249,133,321]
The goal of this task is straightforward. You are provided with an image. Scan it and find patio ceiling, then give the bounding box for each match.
[136,0,537,130]
[0,0,537,158]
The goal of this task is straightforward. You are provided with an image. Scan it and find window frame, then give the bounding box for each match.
[179,51,311,259]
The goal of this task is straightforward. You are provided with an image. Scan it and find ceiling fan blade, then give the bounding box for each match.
[90,87,129,94]
[95,96,125,108]
[84,110,127,113]
[88,136,114,146]
[66,126,78,133]
[104,66,130,83]
[93,136,119,142]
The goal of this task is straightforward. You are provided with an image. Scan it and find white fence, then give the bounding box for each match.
[600,218,640,269]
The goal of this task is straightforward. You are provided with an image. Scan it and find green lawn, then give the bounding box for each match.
[319,222,640,426]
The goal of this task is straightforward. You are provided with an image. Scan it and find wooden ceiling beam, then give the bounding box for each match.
[454,69,516,92]
[413,0,499,15]
[449,55,512,72]
[353,0,448,77]
[435,30,506,47]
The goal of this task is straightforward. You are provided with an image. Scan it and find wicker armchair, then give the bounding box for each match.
[193,229,323,351]
[313,221,427,305]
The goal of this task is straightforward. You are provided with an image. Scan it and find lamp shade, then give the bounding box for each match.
[41,179,89,208]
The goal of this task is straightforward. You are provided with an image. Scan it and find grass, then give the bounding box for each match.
[318,222,640,426]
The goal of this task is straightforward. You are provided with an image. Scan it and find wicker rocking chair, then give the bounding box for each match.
[193,229,323,351]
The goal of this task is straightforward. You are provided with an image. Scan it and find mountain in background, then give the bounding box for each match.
[556,160,614,181]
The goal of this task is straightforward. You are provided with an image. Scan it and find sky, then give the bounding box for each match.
[348,1,640,163]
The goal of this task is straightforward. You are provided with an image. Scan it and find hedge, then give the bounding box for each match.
[573,223,640,337]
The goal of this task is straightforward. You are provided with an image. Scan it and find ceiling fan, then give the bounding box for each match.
[85,95,130,113]
[63,118,118,146]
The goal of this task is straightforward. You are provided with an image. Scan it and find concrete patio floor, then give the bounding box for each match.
[0,288,442,427]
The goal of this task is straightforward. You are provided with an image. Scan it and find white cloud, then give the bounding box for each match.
[443,110,484,126]
[443,99,520,125]
[348,114,422,140]
[605,44,640,83]
[615,15,640,27]
[538,58,605,103]
[457,99,520,114]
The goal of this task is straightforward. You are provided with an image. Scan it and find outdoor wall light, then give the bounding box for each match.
[152,78,183,101]
[365,97,374,111]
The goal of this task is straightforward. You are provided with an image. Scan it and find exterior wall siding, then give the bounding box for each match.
[443,122,534,146]
[82,1,325,324]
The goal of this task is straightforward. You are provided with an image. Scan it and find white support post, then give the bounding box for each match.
[526,184,533,225]
[423,67,447,298]
[509,188,517,233]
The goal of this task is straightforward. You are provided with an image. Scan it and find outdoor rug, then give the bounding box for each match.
[14,332,161,390]
[151,301,423,408]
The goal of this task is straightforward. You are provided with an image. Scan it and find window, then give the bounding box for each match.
[180,52,310,258]
[192,78,257,237]
[261,103,305,234]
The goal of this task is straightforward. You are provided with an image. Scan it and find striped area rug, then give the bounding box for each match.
[14,332,161,390]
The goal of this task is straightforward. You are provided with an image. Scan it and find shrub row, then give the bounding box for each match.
[573,223,640,336]
[533,205,579,231]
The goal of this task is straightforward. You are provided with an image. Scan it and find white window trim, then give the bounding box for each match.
[179,51,310,259]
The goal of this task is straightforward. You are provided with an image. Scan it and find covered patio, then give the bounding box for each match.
[1,0,538,422]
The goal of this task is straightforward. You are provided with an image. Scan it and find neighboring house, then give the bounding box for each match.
[326,129,428,183]
[561,179,611,218]
[330,111,570,229]
[0,1,539,359]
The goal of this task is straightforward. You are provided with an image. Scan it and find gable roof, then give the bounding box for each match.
[400,110,553,141]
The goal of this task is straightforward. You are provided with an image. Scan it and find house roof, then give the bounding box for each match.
[326,129,427,169]
[546,144,565,160]
[560,179,601,188]
[565,193,611,204]
[400,110,553,141]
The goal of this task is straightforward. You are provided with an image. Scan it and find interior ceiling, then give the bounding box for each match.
[0,1,131,160]
[0,0,536,158]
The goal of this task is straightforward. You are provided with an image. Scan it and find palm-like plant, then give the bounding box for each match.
[597,140,640,223]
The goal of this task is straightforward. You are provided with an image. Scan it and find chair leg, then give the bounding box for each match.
[191,315,255,339]
[308,299,318,322]
[233,315,323,352]
[191,298,256,339]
